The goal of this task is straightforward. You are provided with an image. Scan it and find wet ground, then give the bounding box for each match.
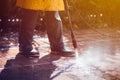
[0,28,120,80]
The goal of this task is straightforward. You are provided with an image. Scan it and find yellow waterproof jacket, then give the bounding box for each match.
[16,0,65,11]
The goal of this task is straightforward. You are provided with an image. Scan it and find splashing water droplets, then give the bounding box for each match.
[75,49,80,66]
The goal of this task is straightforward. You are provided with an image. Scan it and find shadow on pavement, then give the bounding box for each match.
[0,53,61,80]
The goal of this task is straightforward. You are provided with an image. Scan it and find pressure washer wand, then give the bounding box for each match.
[64,0,77,49]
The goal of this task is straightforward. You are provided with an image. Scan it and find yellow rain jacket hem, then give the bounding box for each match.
[16,0,65,11]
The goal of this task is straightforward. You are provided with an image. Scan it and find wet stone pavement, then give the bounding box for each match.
[0,28,120,80]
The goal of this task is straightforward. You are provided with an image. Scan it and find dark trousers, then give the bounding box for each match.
[19,8,64,52]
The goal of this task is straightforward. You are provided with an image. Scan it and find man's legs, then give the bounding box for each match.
[19,8,39,56]
[44,11,75,57]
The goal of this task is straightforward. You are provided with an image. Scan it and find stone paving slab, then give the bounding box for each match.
[0,29,120,80]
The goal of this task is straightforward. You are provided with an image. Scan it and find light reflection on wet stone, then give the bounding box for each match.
[0,29,120,80]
